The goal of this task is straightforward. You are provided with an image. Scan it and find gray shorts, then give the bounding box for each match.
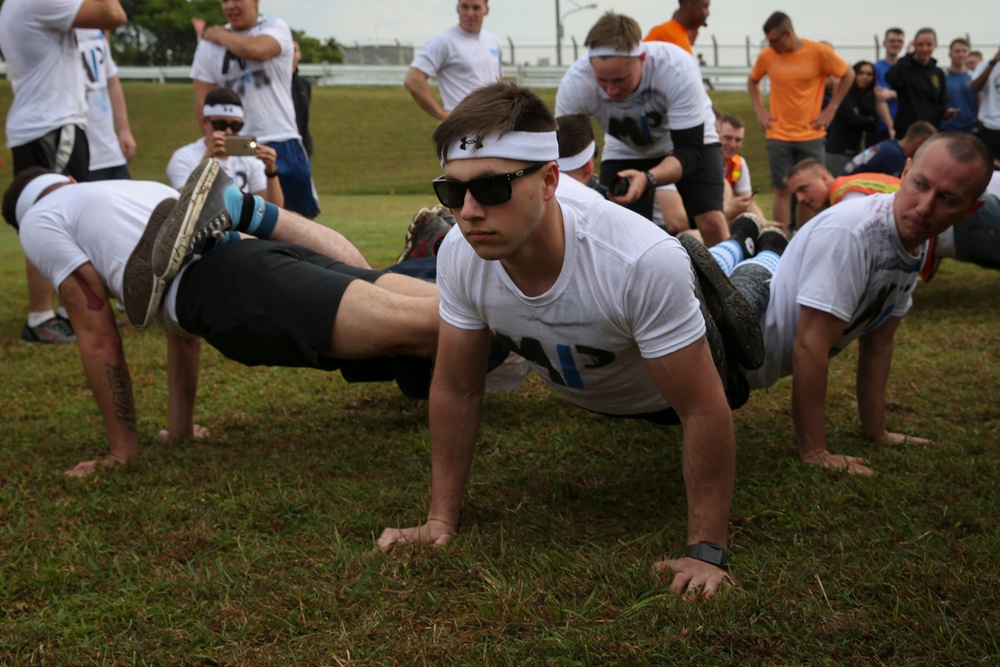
[766,138,826,189]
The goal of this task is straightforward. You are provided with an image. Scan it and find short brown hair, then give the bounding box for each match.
[433,81,556,164]
[913,131,995,200]
[2,166,55,230]
[786,158,828,181]
[903,121,937,141]
[556,115,595,159]
[720,114,744,130]
[204,87,243,109]
[584,11,641,52]
[949,37,970,50]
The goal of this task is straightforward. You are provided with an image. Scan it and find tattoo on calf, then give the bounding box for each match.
[106,365,137,433]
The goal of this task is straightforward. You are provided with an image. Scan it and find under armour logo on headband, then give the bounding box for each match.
[459,137,484,151]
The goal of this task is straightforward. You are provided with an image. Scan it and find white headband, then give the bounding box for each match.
[588,45,643,58]
[203,103,244,119]
[557,140,596,172]
[441,131,559,166]
[16,174,71,225]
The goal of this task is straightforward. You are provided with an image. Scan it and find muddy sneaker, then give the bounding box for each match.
[396,205,455,264]
[152,159,233,280]
[756,227,789,257]
[123,197,178,329]
[680,233,765,370]
[21,315,76,344]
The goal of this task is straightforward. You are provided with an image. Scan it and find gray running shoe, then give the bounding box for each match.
[395,205,455,264]
[680,233,765,370]
[21,315,76,344]
[123,197,178,329]
[152,159,233,280]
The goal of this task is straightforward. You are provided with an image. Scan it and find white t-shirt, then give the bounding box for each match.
[437,195,704,415]
[554,173,605,202]
[167,139,267,194]
[744,193,922,390]
[973,60,1000,130]
[190,16,299,143]
[556,42,715,161]
[0,0,86,147]
[18,181,179,300]
[77,29,127,170]
[410,25,503,111]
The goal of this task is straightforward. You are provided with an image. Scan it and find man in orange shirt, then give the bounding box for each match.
[747,11,854,228]
[643,0,709,54]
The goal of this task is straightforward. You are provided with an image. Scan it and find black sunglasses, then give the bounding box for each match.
[433,162,546,208]
[210,119,244,133]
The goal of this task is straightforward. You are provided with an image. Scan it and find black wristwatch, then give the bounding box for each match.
[644,170,658,190]
[686,541,729,569]
[265,170,280,178]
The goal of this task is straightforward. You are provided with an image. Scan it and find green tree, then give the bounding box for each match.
[291,31,344,64]
[112,0,225,66]
[110,1,342,66]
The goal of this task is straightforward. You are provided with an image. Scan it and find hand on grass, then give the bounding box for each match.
[377,519,457,553]
[65,453,127,478]
[654,557,735,599]
[801,449,873,476]
[158,424,210,443]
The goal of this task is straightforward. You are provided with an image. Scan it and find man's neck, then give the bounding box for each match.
[500,202,565,297]
[950,64,966,74]
[883,54,900,65]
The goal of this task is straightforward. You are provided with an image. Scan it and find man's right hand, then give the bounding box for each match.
[801,449,873,476]
[377,519,457,553]
[755,108,775,133]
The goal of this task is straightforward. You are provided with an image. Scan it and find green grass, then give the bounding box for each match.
[0,83,998,664]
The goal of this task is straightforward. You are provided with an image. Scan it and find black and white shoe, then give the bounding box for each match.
[123,197,178,329]
[152,159,233,281]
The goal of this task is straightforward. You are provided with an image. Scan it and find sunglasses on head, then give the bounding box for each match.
[432,162,546,208]
[210,119,245,133]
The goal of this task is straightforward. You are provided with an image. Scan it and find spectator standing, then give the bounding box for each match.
[873,28,905,143]
[940,38,978,133]
[191,0,319,218]
[643,0,710,54]
[77,28,135,181]
[404,0,502,121]
[972,48,1000,162]
[747,11,854,228]
[291,40,314,158]
[0,0,127,344]
[885,28,955,135]
[825,61,878,175]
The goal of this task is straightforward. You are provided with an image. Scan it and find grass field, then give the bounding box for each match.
[1,83,998,664]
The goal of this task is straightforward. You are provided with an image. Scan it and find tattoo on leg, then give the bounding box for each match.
[106,365,137,433]
[71,265,106,311]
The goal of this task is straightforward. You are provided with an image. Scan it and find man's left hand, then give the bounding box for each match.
[654,556,735,599]
[810,107,836,130]
[609,169,650,205]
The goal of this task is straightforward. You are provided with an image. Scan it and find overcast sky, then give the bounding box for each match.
[264,0,1000,66]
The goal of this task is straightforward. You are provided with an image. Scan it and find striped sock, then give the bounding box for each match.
[709,239,745,276]
[224,185,279,238]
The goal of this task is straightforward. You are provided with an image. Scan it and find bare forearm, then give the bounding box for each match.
[792,346,831,459]
[856,331,896,439]
[427,384,486,528]
[405,70,447,121]
[166,333,201,438]
[680,411,735,547]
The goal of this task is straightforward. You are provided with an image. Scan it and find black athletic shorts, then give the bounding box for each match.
[11,125,90,181]
[175,240,384,369]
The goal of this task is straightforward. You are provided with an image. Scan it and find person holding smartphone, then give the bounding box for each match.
[167,87,284,208]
